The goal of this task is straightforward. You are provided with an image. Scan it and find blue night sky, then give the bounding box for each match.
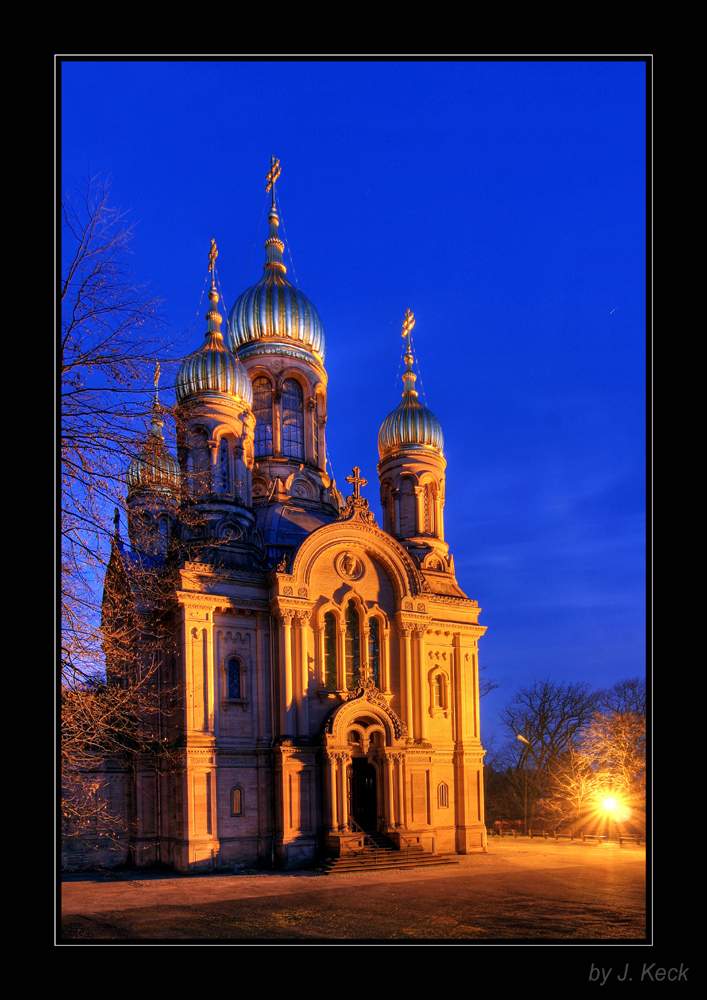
[60,58,647,748]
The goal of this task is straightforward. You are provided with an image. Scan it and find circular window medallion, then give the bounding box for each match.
[336,551,364,581]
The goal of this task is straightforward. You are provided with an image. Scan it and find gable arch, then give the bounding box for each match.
[289,522,423,603]
[323,697,406,747]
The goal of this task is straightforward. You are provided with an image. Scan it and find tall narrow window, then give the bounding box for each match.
[324,612,337,690]
[253,377,273,459]
[220,438,230,493]
[230,786,243,817]
[282,378,304,460]
[438,782,449,808]
[191,430,210,496]
[227,657,242,699]
[345,600,360,690]
[368,618,380,687]
[433,674,443,708]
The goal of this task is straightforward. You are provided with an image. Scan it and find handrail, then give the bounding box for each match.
[397,832,412,862]
[344,819,379,864]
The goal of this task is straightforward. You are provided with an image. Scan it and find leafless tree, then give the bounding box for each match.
[598,677,646,716]
[61,173,172,684]
[61,174,182,857]
[498,679,602,829]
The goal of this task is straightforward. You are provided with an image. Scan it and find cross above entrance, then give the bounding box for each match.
[346,466,367,500]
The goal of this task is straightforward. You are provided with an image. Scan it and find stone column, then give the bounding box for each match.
[393,489,401,536]
[255,613,268,745]
[277,611,295,736]
[452,633,464,741]
[414,486,424,534]
[382,629,391,694]
[297,611,310,734]
[326,753,338,832]
[399,625,413,738]
[384,754,395,830]
[306,398,316,464]
[336,622,346,692]
[273,387,283,458]
[338,753,351,830]
[415,627,428,741]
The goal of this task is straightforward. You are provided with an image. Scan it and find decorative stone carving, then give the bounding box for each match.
[335,551,364,581]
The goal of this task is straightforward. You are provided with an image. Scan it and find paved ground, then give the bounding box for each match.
[59,837,646,943]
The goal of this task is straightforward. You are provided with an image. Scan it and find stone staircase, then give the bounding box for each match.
[320,831,460,874]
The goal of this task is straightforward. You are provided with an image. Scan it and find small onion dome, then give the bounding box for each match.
[378,342,444,459]
[127,400,181,495]
[227,205,326,363]
[176,283,254,406]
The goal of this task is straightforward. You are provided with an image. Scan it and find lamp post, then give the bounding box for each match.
[516,734,532,836]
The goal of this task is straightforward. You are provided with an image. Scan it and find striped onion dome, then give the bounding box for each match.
[176,282,253,406]
[378,339,444,459]
[227,204,326,363]
[127,399,181,495]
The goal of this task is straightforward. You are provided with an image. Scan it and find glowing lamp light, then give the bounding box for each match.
[602,796,618,812]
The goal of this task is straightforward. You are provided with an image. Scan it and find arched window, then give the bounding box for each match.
[230,786,244,817]
[190,429,211,496]
[282,378,304,460]
[368,618,380,687]
[344,600,360,690]
[324,612,337,690]
[227,657,242,700]
[438,782,449,808]
[253,377,273,459]
[429,671,449,717]
[219,438,230,493]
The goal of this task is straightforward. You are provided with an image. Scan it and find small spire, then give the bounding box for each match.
[205,238,224,338]
[263,157,286,273]
[149,361,164,439]
[113,507,121,537]
[400,308,418,398]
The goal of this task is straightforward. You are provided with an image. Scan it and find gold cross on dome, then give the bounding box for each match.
[266,156,281,205]
[402,308,415,348]
[346,466,367,500]
[208,238,218,272]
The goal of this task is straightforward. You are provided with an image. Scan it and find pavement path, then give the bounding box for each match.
[60,838,646,941]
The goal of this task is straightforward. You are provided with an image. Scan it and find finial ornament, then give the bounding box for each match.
[154,361,160,393]
[346,466,368,500]
[402,308,415,343]
[266,156,281,207]
[208,238,218,274]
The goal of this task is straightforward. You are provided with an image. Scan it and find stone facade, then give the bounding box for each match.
[66,176,487,872]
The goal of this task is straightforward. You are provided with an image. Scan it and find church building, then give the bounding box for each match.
[95,163,487,872]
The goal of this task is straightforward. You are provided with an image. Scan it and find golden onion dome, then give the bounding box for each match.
[227,204,326,364]
[176,279,253,407]
[378,310,444,460]
[127,397,181,496]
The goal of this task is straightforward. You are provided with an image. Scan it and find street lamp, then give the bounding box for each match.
[516,734,532,836]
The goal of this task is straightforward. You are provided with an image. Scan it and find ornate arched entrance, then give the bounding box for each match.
[322,691,407,853]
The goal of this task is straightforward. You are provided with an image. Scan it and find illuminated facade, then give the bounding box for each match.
[95,170,487,872]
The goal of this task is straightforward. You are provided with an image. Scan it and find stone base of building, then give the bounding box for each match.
[455,824,488,853]
[274,836,319,869]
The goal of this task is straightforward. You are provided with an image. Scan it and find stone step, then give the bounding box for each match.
[321,852,459,874]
